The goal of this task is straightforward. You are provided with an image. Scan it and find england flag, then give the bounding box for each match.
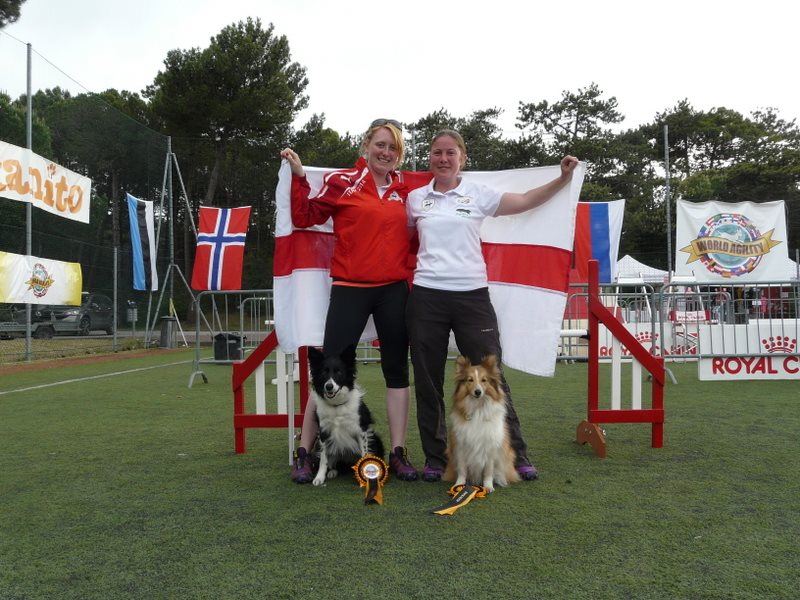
[191,206,251,291]
[273,162,585,377]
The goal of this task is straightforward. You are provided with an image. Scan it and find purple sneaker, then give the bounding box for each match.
[516,458,539,481]
[422,461,443,482]
[388,446,419,481]
[291,447,314,484]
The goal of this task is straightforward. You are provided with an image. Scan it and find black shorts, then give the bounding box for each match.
[323,280,409,388]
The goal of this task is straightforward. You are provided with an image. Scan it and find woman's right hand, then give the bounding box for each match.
[280,148,305,177]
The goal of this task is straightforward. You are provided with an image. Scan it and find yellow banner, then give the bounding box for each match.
[0,251,82,305]
[680,229,781,263]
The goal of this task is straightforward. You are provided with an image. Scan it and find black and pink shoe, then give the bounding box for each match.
[422,461,443,482]
[388,446,419,481]
[291,447,314,484]
[516,458,539,481]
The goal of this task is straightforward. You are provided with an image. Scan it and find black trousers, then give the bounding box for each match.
[323,280,410,388]
[406,285,529,469]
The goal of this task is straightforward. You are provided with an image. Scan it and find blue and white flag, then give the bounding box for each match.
[126,193,158,291]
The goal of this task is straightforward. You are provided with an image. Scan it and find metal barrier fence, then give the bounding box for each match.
[187,289,391,387]
[188,289,275,386]
[561,280,800,363]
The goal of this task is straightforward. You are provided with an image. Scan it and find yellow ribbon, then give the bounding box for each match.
[431,484,489,516]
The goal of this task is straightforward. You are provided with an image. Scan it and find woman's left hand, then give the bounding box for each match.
[560,155,579,179]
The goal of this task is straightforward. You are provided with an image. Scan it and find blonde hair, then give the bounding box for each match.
[431,129,468,168]
[361,123,405,167]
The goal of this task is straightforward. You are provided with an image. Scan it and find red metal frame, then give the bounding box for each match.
[231,330,309,453]
[587,259,665,448]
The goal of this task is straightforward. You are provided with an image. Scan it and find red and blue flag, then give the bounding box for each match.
[191,206,251,291]
[571,200,625,284]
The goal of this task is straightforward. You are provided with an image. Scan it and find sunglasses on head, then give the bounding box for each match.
[370,118,403,131]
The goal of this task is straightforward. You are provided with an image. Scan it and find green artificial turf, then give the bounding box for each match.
[1,355,798,599]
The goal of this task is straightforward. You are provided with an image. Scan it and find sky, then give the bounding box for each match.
[2,0,799,140]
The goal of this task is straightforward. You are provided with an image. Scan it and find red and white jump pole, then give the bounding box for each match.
[577,259,665,457]
[231,331,309,460]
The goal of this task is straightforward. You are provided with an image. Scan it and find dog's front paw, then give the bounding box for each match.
[326,469,338,480]
[312,473,326,486]
[482,480,495,493]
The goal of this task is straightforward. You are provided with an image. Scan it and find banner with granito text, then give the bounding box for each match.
[0,140,92,223]
[676,200,788,282]
[0,251,82,305]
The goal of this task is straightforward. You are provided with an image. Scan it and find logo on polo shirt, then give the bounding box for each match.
[387,191,403,202]
[422,197,435,211]
[344,179,367,197]
[456,196,472,204]
[455,208,472,217]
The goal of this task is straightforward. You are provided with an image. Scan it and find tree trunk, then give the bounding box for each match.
[87,194,109,291]
[203,141,226,206]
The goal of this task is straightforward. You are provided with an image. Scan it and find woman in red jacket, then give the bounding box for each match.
[281,119,430,484]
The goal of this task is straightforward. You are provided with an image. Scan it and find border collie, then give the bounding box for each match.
[307,345,384,486]
[443,355,519,493]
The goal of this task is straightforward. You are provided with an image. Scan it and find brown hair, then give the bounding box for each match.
[360,122,405,167]
[431,129,468,168]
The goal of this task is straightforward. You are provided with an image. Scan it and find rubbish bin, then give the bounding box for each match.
[159,316,177,349]
[126,301,138,324]
[214,332,242,361]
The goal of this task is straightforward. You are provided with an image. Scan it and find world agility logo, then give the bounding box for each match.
[25,263,55,298]
[680,213,781,278]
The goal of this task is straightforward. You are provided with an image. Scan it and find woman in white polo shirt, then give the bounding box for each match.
[407,129,578,482]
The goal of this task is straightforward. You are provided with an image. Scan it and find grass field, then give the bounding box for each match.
[1,352,798,599]
[0,336,143,365]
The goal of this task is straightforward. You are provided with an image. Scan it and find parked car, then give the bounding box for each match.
[48,293,115,335]
[0,303,60,339]
[8,304,57,324]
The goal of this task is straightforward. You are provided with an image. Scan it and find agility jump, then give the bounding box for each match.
[231,259,666,461]
[576,259,666,458]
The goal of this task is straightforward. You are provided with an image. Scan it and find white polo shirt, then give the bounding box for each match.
[407,178,503,291]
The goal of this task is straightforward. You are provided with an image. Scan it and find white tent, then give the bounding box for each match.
[616,255,668,284]
[783,257,799,280]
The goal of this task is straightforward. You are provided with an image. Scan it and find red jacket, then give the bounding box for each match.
[291,158,431,284]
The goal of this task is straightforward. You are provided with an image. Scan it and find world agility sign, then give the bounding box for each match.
[676,200,787,282]
[0,140,92,223]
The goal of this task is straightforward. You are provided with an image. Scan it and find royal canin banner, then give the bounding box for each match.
[698,321,800,380]
[0,251,82,305]
[676,200,789,283]
[0,140,92,224]
[191,206,251,291]
[273,161,586,376]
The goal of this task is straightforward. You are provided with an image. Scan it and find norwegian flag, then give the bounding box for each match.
[191,206,251,291]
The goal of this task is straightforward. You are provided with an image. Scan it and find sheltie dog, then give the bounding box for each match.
[443,355,519,492]
[307,345,384,487]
